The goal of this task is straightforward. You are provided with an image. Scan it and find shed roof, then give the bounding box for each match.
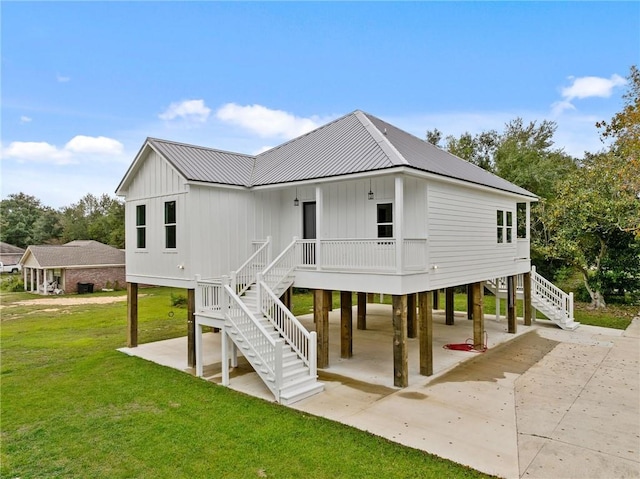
[21,240,125,269]
[119,110,536,198]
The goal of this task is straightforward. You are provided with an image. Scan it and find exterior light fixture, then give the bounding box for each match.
[294,188,299,206]
[368,179,374,200]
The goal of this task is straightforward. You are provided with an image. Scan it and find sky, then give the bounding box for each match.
[1,1,638,209]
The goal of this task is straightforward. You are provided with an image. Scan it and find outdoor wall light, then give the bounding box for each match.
[294,188,299,206]
[368,179,374,200]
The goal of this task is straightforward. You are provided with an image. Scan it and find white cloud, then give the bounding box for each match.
[65,135,123,155]
[216,103,329,139]
[56,73,70,83]
[20,116,32,123]
[159,99,211,123]
[552,74,627,115]
[2,135,124,165]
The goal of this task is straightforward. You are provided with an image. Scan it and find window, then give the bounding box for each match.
[497,209,513,244]
[164,201,176,249]
[136,205,146,248]
[377,203,393,238]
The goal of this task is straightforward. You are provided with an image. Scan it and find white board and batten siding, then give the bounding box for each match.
[427,180,529,290]
[124,149,192,288]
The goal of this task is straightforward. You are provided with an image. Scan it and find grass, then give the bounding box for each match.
[290,289,637,330]
[1,287,491,479]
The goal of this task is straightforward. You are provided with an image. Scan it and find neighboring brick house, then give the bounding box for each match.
[20,240,125,294]
[0,242,25,267]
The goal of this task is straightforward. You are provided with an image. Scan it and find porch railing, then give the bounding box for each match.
[403,238,428,271]
[195,276,224,317]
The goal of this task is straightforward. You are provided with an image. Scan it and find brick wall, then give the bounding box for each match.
[64,266,126,293]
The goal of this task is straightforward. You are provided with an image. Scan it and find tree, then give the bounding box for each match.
[540,151,640,308]
[425,128,443,147]
[60,194,125,248]
[0,193,61,248]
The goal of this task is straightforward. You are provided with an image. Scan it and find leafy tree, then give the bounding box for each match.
[60,194,125,248]
[425,128,443,147]
[0,193,60,248]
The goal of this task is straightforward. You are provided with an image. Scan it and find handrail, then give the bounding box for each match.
[531,266,574,321]
[223,284,283,396]
[232,236,271,296]
[261,237,299,295]
[259,280,316,377]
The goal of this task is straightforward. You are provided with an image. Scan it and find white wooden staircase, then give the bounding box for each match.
[485,266,580,331]
[195,237,323,405]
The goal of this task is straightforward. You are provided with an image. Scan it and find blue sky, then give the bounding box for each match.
[1,1,638,208]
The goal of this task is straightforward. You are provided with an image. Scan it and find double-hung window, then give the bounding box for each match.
[164,201,176,249]
[497,210,513,244]
[136,205,146,249]
[377,203,393,238]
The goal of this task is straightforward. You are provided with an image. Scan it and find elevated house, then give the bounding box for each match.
[20,240,125,295]
[116,110,577,404]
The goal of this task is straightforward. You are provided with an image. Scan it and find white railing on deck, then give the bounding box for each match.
[195,276,224,316]
[403,238,428,271]
[231,237,271,296]
[259,281,317,377]
[224,284,283,399]
[297,239,316,268]
[320,239,396,271]
[531,266,574,321]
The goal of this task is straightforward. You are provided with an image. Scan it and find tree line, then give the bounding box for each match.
[426,65,639,308]
[0,193,124,250]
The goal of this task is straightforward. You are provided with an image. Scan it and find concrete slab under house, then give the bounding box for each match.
[115,110,579,406]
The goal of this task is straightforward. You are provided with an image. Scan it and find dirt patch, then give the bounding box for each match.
[9,296,130,307]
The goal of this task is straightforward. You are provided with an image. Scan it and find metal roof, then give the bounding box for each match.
[149,138,255,186]
[129,111,536,198]
[21,240,125,268]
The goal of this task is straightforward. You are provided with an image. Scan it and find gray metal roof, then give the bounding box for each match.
[22,240,125,268]
[129,111,536,198]
[149,138,255,186]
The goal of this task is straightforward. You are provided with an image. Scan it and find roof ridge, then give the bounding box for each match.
[355,111,409,167]
[148,137,255,159]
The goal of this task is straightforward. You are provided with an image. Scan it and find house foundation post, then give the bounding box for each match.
[357,292,367,330]
[418,291,433,376]
[127,282,138,348]
[187,288,196,368]
[507,275,517,333]
[367,293,375,303]
[472,282,484,349]
[280,286,292,310]
[467,284,473,320]
[314,289,330,368]
[407,293,417,338]
[432,289,440,309]
[445,287,455,325]
[523,272,532,326]
[340,291,353,358]
[392,294,408,388]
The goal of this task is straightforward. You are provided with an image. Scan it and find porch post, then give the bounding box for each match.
[43,268,48,295]
[315,185,323,270]
[127,282,138,348]
[407,293,417,338]
[357,292,367,330]
[472,282,484,349]
[507,275,517,333]
[314,289,330,368]
[394,176,404,274]
[467,284,473,320]
[187,288,196,368]
[418,291,433,376]
[392,294,408,388]
[523,272,533,326]
[340,291,353,358]
[445,287,455,325]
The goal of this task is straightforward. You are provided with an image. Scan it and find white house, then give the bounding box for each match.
[116,110,577,404]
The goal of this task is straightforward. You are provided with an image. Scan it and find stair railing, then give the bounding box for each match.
[531,266,574,321]
[260,237,299,297]
[258,279,317,378]
[231,236,272,296]
[223,282,283,400]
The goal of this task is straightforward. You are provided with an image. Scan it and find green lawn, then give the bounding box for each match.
[1,288,490,479]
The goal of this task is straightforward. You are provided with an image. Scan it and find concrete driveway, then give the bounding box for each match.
[120,308,640,479]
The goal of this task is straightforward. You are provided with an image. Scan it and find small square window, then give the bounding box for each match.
[376,203,393,238]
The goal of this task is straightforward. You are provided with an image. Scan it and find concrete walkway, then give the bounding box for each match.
[119,308,640,479]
